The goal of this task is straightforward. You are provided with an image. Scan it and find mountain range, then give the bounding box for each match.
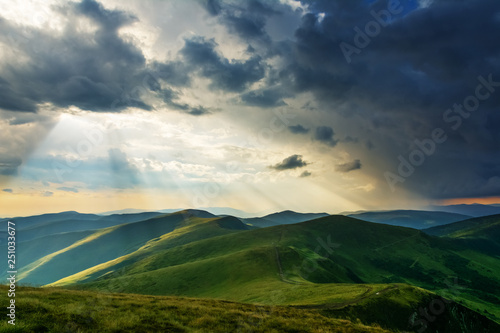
[1,208,500,332]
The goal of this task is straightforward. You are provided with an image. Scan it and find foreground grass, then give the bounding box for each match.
[0,286,394,333]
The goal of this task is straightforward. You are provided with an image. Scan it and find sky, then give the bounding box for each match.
[1,0,500,216]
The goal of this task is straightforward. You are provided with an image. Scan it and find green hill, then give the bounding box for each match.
[44,215,500,327]
[11,210,232,285]
[423,214,500,257]
[424,214,500,238]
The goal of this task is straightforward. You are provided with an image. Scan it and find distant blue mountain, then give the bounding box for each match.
[347,210,471,229]
[100,207,256,218]
[428,204,500,217]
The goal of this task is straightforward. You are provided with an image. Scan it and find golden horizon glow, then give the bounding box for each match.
[438,197,500,206]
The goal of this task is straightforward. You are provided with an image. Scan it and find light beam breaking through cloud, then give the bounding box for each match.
[1,0,499,216]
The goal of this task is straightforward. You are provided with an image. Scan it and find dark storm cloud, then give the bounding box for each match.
[282,0,500,121]
[180,37,265,92]
[313,126,338,147]
[0,0,206,116]
[2,0,500,201]
[76,0,137,29]
[0,76,37,112]
[335,159,362,173]
[223,13,267,39]
[240,87,286,107]
[213,0,500,199]
[343,136,358,143]
[201,0,280,42]
[0,0,151,113]
[288,124,310,134]
[366,140,375,150]
[200,0,222,16]
[270,154,308,171]
[151,62,191,88]
[0,0,273,115]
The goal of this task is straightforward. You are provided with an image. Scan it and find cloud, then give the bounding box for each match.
[0,0,155,113]
[1,0,500,203]
[223,11,268,40]
[335,159,362,173]
[187,106,212,116]
[180,36,265,92]
[2,188,13,193]
[288,124,309,134]
[159,88,212,116]
[42,191,53,197]
[151,61,191,88]
[270,154,308,171]
[313,126,338,147]
[200,0,222,16]
[278,0,500,199]
[342,136,358,143]
[300,170,312,177]
[203,0,280,42]
[0,156,22,175]
[57,187,79,193]
[107,148,140,188]
[0,0,215,117]
[240,87,287,108]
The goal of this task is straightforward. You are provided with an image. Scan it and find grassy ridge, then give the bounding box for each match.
[424,214,500,238]
[2,285,498,333]
[0,286,395,333]
[15,211,235,285]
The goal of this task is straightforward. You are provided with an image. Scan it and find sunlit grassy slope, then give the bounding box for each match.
[0,286,394,333]
[2,285,498,333]
[14,210,229,285]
